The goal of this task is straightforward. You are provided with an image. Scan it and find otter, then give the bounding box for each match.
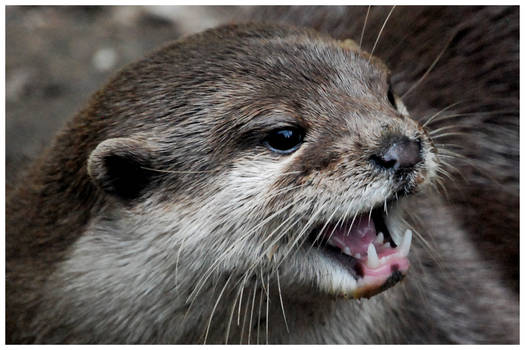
[6,19,518,344]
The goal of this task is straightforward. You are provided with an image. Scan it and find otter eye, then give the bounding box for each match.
[264,128,304,154]
[387,85,397,109]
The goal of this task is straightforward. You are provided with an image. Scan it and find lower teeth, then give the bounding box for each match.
[325,227,413,266]
[399,229,412,257]
[367,243,380,268]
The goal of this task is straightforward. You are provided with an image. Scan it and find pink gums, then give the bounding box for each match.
[323,215,410,280]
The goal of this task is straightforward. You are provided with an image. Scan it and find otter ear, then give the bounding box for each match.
[87,137,155,201]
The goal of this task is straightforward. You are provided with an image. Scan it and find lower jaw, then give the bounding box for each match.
[339,261,409,299]
[308,212,413,298]
[268,248,410,302]
[310,246,410,299]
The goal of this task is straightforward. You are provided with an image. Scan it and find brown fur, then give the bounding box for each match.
[6,7,518,344]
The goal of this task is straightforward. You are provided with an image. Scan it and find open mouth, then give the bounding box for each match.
[309,205,412,298]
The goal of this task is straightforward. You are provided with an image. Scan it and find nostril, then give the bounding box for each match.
[371,137,422,171]
[370,154,397,169]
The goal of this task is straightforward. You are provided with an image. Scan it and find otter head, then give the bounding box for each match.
[86,23,439,311]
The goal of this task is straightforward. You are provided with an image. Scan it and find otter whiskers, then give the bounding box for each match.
[368,6,396,62]
[401,28,458,99]
[359,6,372,48]
[185,183,307,301]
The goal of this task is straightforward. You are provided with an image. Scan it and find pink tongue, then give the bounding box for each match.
[324,215,376,256]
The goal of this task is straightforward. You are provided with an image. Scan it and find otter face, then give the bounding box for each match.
[87,24,439,308]
[251,44,439,297]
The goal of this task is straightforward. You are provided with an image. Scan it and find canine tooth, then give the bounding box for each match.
[343,246,352,256]
[399,229,413,257]
[391,230,401,246]
[384,242,391,248]
[367,243,380,269]
[375,232,384,244]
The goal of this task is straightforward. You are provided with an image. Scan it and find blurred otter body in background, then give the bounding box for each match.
[5,6,518,344]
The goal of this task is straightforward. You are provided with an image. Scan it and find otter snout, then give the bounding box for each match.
[370,136,422,173]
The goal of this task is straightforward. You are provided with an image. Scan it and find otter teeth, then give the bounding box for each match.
[374,232,384,244]
[367,243,380,268]
[399,229,413,257]
[390,230,401,246]
[324,223,413,267]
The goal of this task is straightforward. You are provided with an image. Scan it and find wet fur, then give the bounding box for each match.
[6,7,518,344]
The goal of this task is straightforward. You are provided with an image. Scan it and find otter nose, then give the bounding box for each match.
[372,137,422,171]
